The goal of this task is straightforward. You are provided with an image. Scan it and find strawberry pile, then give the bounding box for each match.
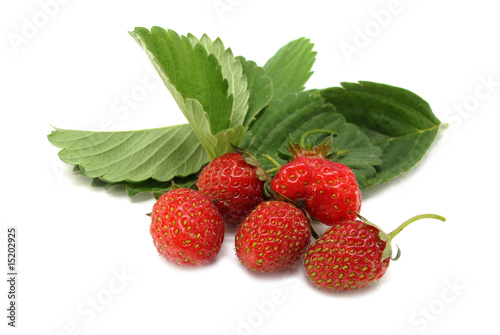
[45,27,446,294]
[149,138,445,293]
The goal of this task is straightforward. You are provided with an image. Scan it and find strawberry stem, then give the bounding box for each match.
[265,167,281,174]
[333,149,348,157]
[299,129,338,148]
[387,214,447,240]
[263,154,282,174]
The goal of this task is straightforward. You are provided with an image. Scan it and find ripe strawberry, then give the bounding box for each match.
[306,161,361,225]
[271,140,361,225]
[235,201,311,272]
[304,214,446,291]
[150,188,225,266]
[270,156,322,199]
[197,152,265,225]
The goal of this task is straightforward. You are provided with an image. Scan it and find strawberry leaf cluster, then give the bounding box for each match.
[48,26,443,196]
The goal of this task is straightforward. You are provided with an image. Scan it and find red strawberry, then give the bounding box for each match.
[235,201,311,272]
[271,140,361,225]
[306,161,361,225]
[197,152,265,225]
[271,156,322,199]
[304,214,446,291]
[150,188,225,266]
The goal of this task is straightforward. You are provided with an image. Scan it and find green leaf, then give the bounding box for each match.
[92,174,199,197]
[320,81,441,187]
[236,56,273,127]
[130,27,246,161]
[47,124,208,183]
[239,91,382,188]
[188,34,250,129]
[263,37,316,101]
[171,95,245,160]
[130,27,233,134]
[150,174,199,199]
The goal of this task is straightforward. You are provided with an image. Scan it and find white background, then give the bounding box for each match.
[1,0,499,334]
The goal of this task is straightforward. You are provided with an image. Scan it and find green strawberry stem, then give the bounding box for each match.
[357,213,446,261]
[381,213,446,260]
[387,214,447,240]
[334,149,349,157]
[263,154,282,174]
[299,129,338,149]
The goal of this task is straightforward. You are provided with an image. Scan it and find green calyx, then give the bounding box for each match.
[299,129,338,151]
[263,132,337,172]
[286,133,337,160]
[357,213,447,262]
